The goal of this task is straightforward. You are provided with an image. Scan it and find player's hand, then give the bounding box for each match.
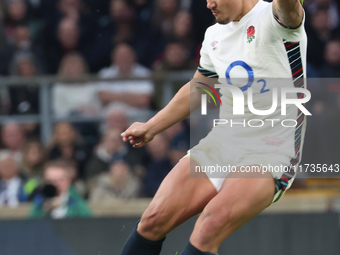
[121,122,155,148]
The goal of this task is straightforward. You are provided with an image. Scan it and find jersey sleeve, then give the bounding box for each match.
[266,3,306,42]
[198,29,218,78]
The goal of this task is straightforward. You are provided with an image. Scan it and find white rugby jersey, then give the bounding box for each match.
[199,0,307,81]
[197,0,308,168]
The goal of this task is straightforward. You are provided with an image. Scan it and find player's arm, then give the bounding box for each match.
[121,70,206,148]
[272,0,304,29]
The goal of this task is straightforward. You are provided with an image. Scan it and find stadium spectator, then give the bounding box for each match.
[85,128,124,181]
[152,41,196,106]
[57,18,80,52]
[171,11,196,51]
[40,0,94,32]
[20,121,40,141]
[0,26,43,116]
[320,40,340,77]
[19,140,45,180]
[131,0,166,68]
[85,128,146,182]
[5,0,27,23]
[143,133,172,197]
[89,160,141,202]
[64,159,87,197]
[52,52,101,119]
[97,43,154,115]
[29,159,92,219]
[80,0,137,72]
[58,0,82,20]
[0,24,44,75]
[153,42,197,72]
[151,0,179,39]
[0,151,29,207]
[47,122,90,179]
[307,0,339,29]
[3,0,37,43]
[306,8,339,68]
[100,106,129,134]
[67,0,138,72]
[39,0,97,72]
[109,0,136,45]
[10,51,40,76]
[168,127,190,166]
[43,17,92,73]
[55,0,96,32]
[0,122,25,162]
[7,52,41,115]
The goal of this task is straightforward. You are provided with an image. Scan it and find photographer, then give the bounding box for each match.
[29,159,92,219]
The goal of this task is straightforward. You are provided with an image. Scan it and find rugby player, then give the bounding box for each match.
[120,0,306,254]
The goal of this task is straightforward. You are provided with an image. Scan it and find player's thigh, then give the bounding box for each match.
[190,168,275,253]
[138,157,218,239]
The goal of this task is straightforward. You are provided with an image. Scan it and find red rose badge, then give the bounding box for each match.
[246,26,255,43]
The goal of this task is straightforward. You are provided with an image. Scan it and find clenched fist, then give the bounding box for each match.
[121,122,155,148]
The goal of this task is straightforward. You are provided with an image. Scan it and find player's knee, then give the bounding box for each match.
[193,209,237,246]
[138,209,171,240]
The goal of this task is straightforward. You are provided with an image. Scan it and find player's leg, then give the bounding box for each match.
[181,168,275,255]
[120,157,218,255]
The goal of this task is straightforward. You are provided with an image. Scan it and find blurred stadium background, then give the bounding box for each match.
[0,0,339,254]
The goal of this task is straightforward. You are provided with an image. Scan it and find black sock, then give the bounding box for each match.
[120,221,166,255]
[180,242,217,255]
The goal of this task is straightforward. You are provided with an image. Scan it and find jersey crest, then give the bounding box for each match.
[246,26,255,43]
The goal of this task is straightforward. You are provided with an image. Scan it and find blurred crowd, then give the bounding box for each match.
[0,0,211,218]
[0,0,339,218]
[0,118,190,218]
[0,0,214,115]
